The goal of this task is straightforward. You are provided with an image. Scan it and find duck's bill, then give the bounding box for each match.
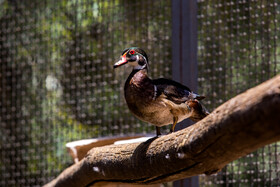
[114,56,128,68]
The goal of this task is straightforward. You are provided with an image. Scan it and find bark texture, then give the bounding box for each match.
[45,75,280,187]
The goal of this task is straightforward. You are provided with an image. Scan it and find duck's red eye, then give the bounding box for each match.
[129,50,135,55]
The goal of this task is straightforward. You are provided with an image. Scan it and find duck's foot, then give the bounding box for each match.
[170,116,178,133]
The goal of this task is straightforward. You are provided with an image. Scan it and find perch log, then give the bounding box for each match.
[45,75,280,187]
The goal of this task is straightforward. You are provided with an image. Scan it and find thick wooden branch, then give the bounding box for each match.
[45,75,280,187]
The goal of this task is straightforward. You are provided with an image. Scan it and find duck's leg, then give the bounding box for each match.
[156,126,161,136]
[170,116,178,133]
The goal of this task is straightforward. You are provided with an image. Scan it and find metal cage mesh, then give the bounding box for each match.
[0,0,279,186]
[0,0,172,186]
[197,0,280,186]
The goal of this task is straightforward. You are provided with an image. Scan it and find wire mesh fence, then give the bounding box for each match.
[197,0,280,186]
[0,0,172,186]
[0,0,279,186]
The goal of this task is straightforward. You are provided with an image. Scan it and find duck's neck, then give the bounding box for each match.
[125,68,150,88]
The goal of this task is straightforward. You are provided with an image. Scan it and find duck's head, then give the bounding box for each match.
[114,47,149,70]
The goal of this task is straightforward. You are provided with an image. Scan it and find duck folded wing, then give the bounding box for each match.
[152,78,205,104]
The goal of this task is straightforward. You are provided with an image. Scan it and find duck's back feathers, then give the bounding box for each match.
[152,78,205,104]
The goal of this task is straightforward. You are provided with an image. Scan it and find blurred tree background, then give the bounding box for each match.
[0,0,279,186]
[0,0,172,185]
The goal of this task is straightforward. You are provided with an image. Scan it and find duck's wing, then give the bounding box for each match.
[152,78,205,104]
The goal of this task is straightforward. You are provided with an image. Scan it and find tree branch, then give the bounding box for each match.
[44,75,280,187]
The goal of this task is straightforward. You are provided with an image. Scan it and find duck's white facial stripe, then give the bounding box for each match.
[141,55,149,71]
[142,55,147,64]
[131,55,148,70]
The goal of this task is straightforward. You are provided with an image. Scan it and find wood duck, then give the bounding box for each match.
[114,47,209,136]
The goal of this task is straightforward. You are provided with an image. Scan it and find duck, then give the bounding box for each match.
[114,47,209,136]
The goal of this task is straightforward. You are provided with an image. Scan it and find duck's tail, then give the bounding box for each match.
[187,99,210,122]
